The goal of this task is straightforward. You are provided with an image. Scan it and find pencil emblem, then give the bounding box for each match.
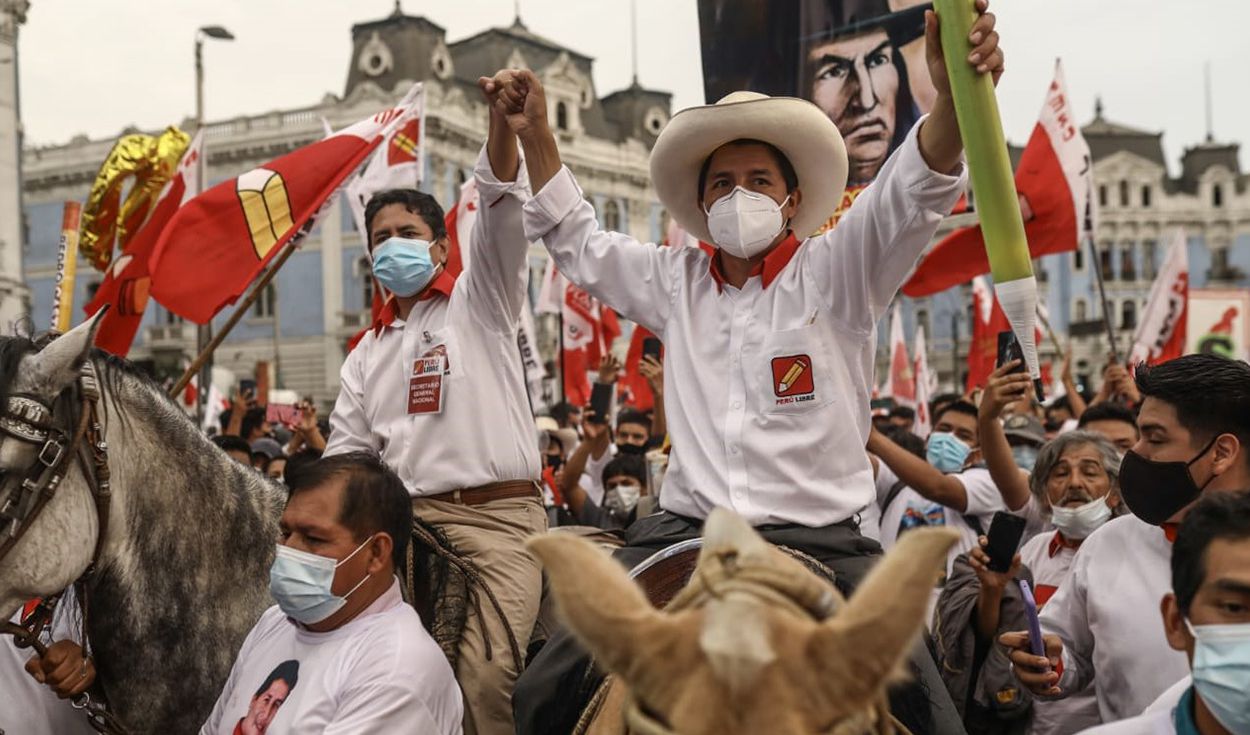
[772,354,814,401]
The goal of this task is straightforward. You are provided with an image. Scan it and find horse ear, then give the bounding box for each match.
[808,527,959,704]
[700,507,770,564]
[528,533,671,677]
[30,309,106,396]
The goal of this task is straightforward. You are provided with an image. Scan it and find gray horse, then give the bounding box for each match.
[0,313,285,733]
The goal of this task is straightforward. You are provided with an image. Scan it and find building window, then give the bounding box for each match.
[1074,298,1088,322]
[358,256,375,308]
[556,101,569,131]
[603,200,621,231]
[916,308,931,337]
[1073,247,1084,271]
[1142,240,1157,281]
[1120,244,1136,281]
[1098,185,1108,208]
[1099,243,1115,281]
[253,284,276,319]
[1118,180,1129,207]
[1213,183,1223,208]
[1211,247,1230,276]
[1121,300,1137,330]
[1141,185,1152,207]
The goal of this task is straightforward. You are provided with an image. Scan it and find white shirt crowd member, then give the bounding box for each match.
[326,146,540,495]
[1016,530,1100,735]
[523,120,964,527]
[201,579,462,734]
[874,464,988,570]
[0,593,95,735]
[1039,515,1188,723]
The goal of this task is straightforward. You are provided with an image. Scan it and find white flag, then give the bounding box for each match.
[1130,230,1189,366]
[885,307,915,405]
[913,324,933,439]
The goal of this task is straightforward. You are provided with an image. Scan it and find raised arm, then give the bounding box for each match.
[867,427,971,512]
[485,69,679,334]
[460,77,531,333]
[978,362,1034,511]
[558,419,611,518]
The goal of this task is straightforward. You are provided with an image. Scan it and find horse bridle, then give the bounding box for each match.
[0,359,125,734]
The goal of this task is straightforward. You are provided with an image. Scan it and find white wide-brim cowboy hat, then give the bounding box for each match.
[650,91,848,245]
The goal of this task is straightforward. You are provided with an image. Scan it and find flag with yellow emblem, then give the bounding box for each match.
[148,85,421,324]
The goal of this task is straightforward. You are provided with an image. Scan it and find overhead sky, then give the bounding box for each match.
[16,0,1249,173]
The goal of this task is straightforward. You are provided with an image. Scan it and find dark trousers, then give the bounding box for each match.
[514,510,966,735]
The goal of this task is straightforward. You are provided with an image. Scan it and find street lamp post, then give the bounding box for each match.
[193,25,233,426]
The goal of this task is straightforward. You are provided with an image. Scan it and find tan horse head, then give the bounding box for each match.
[528,509,959,735]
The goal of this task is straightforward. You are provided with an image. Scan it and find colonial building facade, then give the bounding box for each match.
[19,7,670,408]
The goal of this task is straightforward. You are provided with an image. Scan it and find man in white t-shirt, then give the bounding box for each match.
[201,453,462,735]
[1004,354,1250,724]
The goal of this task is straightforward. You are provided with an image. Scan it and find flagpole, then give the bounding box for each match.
[1086,235,1120,362]
[169,241,296,398]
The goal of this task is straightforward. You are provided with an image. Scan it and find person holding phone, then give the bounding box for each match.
[1002,355,1250,726]
[322,77,543,735]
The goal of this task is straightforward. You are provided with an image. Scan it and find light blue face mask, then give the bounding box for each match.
[1011,444,1040,472]
[927,432,971,474]
[371,236,437,297]
[269,537,373,625]
[1187,620,1250,735]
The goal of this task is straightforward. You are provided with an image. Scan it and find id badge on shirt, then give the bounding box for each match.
[408,355,446,415]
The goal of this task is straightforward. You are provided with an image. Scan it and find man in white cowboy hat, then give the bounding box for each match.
[494,1,1005,729]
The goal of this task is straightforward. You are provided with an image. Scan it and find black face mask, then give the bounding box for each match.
[616,442,647,456]
[1119,436,1219,525]
[545,454,564,470]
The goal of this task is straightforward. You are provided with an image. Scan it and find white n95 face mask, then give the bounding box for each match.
[704,186,790,259]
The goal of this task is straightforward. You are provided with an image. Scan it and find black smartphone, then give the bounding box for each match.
[985,511,1027,573]
[996,330,1027,375]
[239,378,257,397]
[641,337,662,363]
[587,382,613,425]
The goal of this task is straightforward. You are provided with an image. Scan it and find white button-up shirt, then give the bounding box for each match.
[523,119,964,526]
[1040,515,1189,723]
[325,147,540,496]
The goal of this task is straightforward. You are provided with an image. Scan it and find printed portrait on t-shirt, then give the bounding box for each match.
[233,660,300,735]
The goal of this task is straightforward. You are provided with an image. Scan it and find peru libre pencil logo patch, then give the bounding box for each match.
[771,354,815,405]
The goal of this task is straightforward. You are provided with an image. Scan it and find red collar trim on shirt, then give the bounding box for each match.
[697,232,802,291]
[1161,522,1180,544]
[1048,531,1083,558]
[370,269,457,336]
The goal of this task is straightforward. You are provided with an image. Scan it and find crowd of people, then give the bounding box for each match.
[12,4,1250,734]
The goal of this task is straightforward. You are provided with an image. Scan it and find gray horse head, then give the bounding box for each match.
[0,313,287,733]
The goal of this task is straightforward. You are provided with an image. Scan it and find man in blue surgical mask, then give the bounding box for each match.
[1079,490,1250,735]
[190,453,461,734]
[324,76,545,735]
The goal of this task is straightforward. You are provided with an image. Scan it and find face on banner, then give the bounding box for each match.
[699,0,933,189]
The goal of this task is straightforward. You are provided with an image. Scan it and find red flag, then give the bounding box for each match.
[886,308,916,405]
[1129,231,1189,367]
[620,326,659,411]
[904,61,1093,297]
[85,132,204,355]
[966,276,1011,392]
[150,93,419,323]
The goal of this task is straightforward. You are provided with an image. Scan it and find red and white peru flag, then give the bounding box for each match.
[536,259,619,406]
[904,59,1095,297]
[913,324,933,439]
[1130,230,1189,366]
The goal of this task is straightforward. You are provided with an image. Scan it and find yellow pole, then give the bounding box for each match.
[52,201,83,332]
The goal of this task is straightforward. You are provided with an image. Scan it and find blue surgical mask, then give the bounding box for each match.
[1011,444,1040,472]
[269,537,373,625]
[927,432,971,474]
[1187,620,1250,734]
[371,237,437,297]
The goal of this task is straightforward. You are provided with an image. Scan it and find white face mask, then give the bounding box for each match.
[704,186,790,259]
[1049,496,1113,540]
